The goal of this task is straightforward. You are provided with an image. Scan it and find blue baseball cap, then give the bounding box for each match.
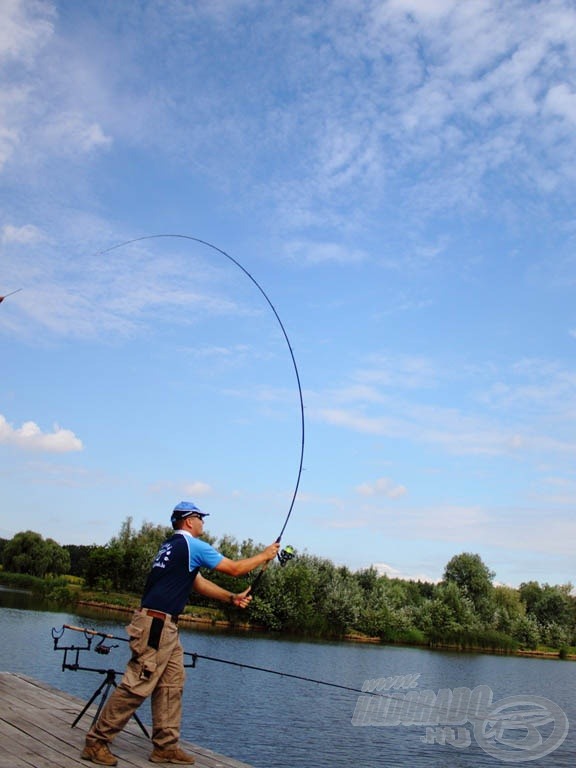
[171,501,209,525]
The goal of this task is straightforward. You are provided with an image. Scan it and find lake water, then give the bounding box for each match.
[1,588,574,767]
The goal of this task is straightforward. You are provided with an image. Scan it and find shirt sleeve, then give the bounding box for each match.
[186,535,224,571]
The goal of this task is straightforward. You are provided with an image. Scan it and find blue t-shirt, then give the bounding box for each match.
[141,531,224,615]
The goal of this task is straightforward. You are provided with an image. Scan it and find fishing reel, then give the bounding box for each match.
[251,544,296,592]
[95,637,119,655]
[278,545,295,567]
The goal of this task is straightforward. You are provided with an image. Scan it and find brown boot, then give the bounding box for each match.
[149,745,195,764]
[81,741,118,766]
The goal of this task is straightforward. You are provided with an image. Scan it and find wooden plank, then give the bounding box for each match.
[0,673,254,768]
[0,720,75,768]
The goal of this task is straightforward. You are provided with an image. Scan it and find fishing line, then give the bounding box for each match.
[97,234,304,548]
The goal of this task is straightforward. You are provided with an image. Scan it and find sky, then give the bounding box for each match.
[2,0,576,589]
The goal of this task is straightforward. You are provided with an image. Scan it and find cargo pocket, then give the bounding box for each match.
[126,621,147,657]
[125,626,160,692]
[139,655,158,681]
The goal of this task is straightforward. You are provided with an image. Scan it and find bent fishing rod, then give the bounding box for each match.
[98,234,305,580]
[0,288,22,304]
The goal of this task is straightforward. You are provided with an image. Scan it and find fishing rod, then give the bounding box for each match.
[186,651,382,697]
[52,624,401,702]
[53,623,563,738]
[0,288,22,303]
[98,235,304,580]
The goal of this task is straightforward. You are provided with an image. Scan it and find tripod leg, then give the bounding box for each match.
[71,677,109,728]
[131,709,150,739]
[91,679,114,726]
[106,677,150,738]
[95,673,150,739]
[71,669,151,739]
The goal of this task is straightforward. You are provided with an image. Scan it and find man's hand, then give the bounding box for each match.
[263,541,281,561]
[232,586,252,608]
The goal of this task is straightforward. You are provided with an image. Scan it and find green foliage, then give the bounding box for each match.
[43,577,77,605]
[2,523,575,655]
[540,621,571,649]
[2,531,70,577]
[511,614,541,649]
[0,571,77,605]
[427,628,518,653]
[519,582,574,627]
[196,533,262,602]
[491,585,526,634]
[84,517,171,593]
[443,552,495,620]
[63,544,97,577]
[0,571,45,590]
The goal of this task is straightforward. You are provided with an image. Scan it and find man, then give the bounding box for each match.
[82,501,279,766]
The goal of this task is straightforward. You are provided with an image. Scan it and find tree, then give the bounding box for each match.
[491,585,525,634]
[519,582,574,627]
[443,552,495,619]
[64,544,97,577]
[512,614,540,649]
[2,531,70,577]
[323,566,363,635]
[84,518,170,593]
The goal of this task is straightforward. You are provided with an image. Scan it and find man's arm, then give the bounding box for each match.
[192,572,252,608]
[213,540,280,577]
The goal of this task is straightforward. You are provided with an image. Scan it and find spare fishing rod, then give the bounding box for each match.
[51,624,402,703]
[185,651,381,697]
[98,234,305,589]
[50,624,570,745]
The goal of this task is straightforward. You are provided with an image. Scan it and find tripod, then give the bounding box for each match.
[71,667,150,738]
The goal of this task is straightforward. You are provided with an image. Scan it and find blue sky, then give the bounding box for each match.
[2,0,576,588]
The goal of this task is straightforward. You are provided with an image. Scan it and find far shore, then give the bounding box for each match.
[76,600,576,661]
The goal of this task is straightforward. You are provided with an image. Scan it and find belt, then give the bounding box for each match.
[139,608,179,624]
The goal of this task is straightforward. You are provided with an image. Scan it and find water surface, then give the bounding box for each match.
[1,590,573,767]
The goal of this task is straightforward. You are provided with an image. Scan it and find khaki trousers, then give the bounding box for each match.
[86,610,185,750]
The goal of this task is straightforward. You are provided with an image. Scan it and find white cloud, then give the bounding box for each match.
[0,124,20,171]
[0,0,54,62]
[373,561,440,583]
[356,477,407,499]
[311,351,576,462]
[0,414,83,452]
[182,481,212,497]
[0,0,112,175]
[1,223,45,244]
[41,112,112,155]
[385,0,461,20]
[317,407,399,436]
[284,240,368,265]
[3,0,576,238]
[544,84,576,125]
[0,0,54,170]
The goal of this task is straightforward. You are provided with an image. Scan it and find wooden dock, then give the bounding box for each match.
[0,672,253,768]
